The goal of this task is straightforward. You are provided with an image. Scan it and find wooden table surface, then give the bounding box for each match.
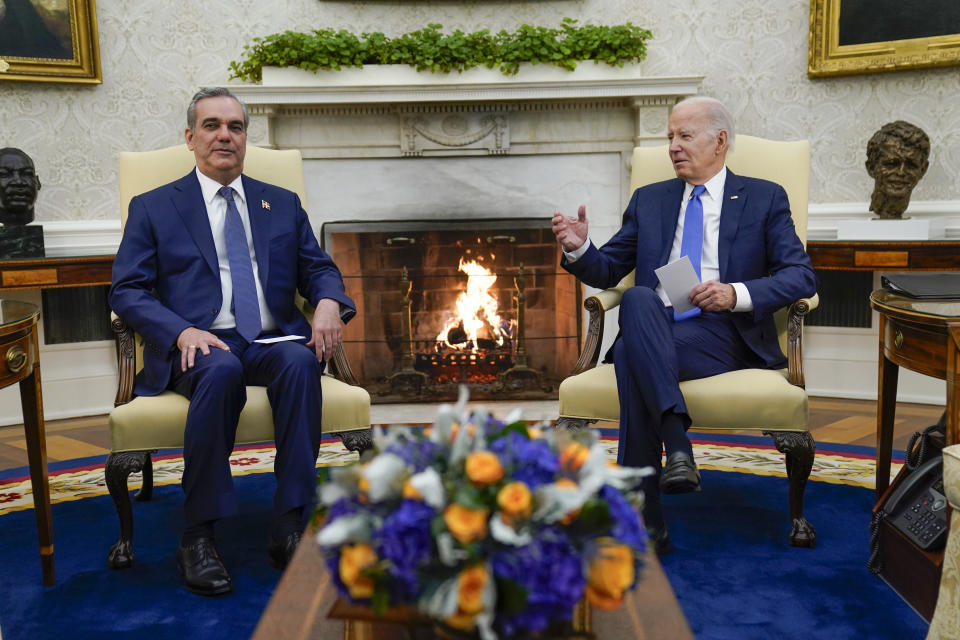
[252,531,693,640]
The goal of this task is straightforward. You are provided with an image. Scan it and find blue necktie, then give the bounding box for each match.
[219,186,262,342]
[674,184,706,322]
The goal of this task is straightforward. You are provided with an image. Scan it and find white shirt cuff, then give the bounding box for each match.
[731,282,753,312]
[563,239,591,263]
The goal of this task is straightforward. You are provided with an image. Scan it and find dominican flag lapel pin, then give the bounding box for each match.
[261,200,271,210]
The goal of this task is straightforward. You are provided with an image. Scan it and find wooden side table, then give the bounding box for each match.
[0,300,53,585]
[809,240,960,271]
[869,289,960,499]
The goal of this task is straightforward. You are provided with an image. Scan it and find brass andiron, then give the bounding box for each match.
[498,263,544,392]
[388,266,428,396]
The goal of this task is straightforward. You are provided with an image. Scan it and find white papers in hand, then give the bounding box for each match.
[254,335,306,344]
[654,256,701,313]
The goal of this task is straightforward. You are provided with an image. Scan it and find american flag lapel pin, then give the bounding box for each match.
[261,199,271,210]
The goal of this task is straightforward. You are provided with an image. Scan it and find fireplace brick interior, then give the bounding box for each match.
[324,220,581,402]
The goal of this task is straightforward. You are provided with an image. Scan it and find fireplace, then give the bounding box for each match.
[323,219,580,402]
[231,67,702,394]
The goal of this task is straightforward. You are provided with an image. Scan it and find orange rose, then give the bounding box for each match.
[402,478,423,501]
[446,564,488,630]
[554,477,581,525]
[497,481,532,526]
[357,475,370,504]
[443,503,489,544]
[465,451,504,487]
[559,442,590,472]
[585,541,635,610]
[339,543,377,599]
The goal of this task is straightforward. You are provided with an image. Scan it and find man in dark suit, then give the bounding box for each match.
[110,87,355,595]
[552,96,816,553]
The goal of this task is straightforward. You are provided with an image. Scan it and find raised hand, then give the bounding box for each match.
[551,205,589,252]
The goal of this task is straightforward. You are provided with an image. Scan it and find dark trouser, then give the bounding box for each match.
[170,329,324,528]
[613,287,763,496]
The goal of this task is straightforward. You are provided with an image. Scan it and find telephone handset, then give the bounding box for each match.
[883,456,948,551]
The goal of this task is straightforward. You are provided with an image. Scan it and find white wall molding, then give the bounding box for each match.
[808,201,960,240]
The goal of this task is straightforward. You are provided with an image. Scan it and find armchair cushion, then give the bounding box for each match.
[559,365,807,431]
[927,444,960,639]
[109,376,371,453]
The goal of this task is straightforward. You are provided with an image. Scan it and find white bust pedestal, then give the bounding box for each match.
[836,217,946,240]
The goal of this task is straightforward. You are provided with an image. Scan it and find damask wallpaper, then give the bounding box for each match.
[1,0,958,222]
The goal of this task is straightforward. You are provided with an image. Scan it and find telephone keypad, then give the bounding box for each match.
[891,487,949,551]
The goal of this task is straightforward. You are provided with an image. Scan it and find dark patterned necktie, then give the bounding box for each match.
[674,184,706,322]
[219,186,262,341]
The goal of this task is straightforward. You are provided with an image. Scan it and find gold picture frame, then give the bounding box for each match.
[0,0,101,84]
[808,0,960,77]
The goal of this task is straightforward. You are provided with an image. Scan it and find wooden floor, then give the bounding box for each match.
[0,397,946,473]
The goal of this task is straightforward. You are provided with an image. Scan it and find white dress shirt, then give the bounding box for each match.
[195,168,278,333]
[564,165,753,312]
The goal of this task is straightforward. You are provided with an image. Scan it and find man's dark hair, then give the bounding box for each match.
[186,87,249,131]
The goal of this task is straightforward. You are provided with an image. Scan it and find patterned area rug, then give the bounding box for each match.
[0,429,896,517]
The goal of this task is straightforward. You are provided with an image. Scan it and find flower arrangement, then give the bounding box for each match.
[316,389,652,639]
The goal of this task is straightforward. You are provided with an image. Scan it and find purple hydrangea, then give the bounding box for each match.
[489,432,558,489]
[374,499,437,602]
[599,485,648,555]
[490,528,586,636]
[385,437,442,472]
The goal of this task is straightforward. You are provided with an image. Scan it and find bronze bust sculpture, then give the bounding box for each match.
[865,121,930,220]
[0,148,41,226]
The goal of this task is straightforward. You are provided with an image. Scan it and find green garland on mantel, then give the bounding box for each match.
[229,18,652,82]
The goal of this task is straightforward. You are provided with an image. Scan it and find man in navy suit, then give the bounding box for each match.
[110,87,355,595]
[552,96,816,553]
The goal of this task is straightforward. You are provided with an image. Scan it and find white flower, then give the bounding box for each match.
[409,467,446,509]
[362,452,407,502]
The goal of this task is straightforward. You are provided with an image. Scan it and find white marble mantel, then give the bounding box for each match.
[230,66,701,229]
[230,65,702,157]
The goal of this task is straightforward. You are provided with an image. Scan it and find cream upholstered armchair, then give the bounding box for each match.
[927,444,960,639]
[557,135,820,548]
[106,144,371,569]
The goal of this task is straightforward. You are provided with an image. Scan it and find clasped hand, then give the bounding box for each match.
[689,280,736,312]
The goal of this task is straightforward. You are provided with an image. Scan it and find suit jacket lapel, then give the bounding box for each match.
[172,173,219,279]
[718,170,746,279]
[242,175,271,288]
[657,179,685,267]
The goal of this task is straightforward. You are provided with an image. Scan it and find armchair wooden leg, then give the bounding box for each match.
[105,450,151,569]
[337,429,373,456]
[134,451,155,502]
[555,417,592,431]
[765,430,817,548]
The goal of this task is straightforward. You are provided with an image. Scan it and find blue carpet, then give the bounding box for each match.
[0,463,928,639]
[660,470,927,639]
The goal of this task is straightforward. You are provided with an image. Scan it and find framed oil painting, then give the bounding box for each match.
[809,0,960,77]
[0,0,101,84]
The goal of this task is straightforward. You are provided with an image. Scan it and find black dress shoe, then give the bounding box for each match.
[660,451,701,494]
[649,527,673,556]
[269,530,302,571]
[177,537,233,596]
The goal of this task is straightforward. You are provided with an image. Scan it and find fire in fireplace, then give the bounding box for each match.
[322,219,581,403]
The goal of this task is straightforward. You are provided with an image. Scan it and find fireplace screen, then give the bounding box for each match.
[322,219,581,403]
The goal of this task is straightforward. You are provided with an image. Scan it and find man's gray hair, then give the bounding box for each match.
[675,96,736,151]
[186,87,249,131]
